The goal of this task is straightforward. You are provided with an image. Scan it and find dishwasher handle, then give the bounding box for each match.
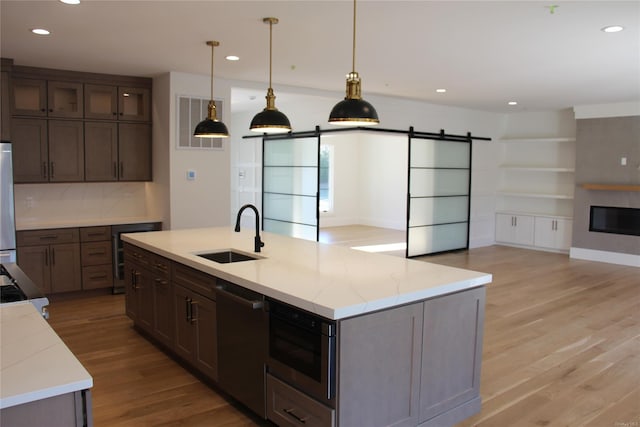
[216,284,264,310]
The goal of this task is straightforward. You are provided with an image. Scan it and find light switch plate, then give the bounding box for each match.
[187,170,196,180]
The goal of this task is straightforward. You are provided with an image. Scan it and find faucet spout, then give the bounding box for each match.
[234,204,265,253]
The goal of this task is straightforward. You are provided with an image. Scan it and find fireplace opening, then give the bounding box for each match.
[589,206,640,237]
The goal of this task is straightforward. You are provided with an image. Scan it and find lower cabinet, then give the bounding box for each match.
[0,389,92,427]
[123,246,173,349]
[533,216,572,250]
[80,226,113,290]
[172,263,218,381]
[16,228,82,294]
[173,283,218,381]
[266,374,335,427]
[495,213,572,251]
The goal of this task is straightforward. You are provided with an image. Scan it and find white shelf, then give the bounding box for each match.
[498,191,574,200]
[500,166,575,172]
[499,137,576,144]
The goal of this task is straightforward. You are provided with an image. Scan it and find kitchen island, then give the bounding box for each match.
[123,227,491,427]
[0,302,93,427]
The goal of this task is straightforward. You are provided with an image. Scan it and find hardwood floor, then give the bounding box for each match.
[46,242,639,426]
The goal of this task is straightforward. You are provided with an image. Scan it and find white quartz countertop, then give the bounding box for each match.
[0,303,93,409]
[16,216,162,231]
[123,227,492,320]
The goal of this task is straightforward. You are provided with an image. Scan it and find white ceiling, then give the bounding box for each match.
[1,0,639,114]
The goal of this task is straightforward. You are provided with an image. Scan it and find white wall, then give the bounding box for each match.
[163,71,232,230]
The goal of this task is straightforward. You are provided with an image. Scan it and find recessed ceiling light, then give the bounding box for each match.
[436,89,446,93]
[508,101,518,106]
[31,28,51,35]
[225,55,240,61]
[59,0,80,4]
[601,25,624,33]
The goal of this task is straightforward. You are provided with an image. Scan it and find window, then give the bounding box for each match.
[319,144,334,212]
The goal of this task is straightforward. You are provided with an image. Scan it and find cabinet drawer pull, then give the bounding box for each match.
[39,235,58,240]
[88,251,105,256]
[42,161,48,179]
[90,274,108,280]
[87,232,104,237]
[51,247,56,265]
[154,278,168,286]
[45,248,49,266]
[190,300,198,324]
[50,162,55,179]
[283,408,308,424]
[119,162,124,178]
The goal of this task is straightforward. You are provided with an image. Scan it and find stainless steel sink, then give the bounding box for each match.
[197,250,259,264]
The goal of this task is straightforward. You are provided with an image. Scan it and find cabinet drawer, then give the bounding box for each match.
[266,374,335,427]
[123,242,153,268]
[173,263,216,300]
[149,253,171,278]
[80,226,111,242]
[81,241,112,266]
[17,228,79,246]
[82,265,113,290]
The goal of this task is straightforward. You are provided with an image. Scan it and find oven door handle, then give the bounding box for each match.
[216,285,263,310]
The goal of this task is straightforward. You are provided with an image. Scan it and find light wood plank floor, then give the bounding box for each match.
[46,236,639,426]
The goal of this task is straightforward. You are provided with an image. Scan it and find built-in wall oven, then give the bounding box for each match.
[111,222,161,294]
[266,298,337,406]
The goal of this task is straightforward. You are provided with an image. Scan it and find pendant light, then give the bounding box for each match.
[194,41,229,138]
[328,0,379,126]
[250,17,292,134]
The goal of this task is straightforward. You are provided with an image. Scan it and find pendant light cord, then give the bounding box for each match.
[269,19,273,90]
[352,0,357,73]
[210,42,215,100]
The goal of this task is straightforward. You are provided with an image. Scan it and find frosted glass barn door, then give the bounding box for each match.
[407,138,471,257]
[263,135,319,241]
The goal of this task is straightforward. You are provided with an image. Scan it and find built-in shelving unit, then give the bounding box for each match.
[496,136,576,252]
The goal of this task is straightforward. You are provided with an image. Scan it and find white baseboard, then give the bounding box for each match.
[570,247,640,267]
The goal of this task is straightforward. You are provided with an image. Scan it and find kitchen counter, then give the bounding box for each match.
[16,216,163,231]
[122,227,492,319]
[0,302,93,409]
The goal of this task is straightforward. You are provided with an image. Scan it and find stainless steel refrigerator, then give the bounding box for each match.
[0,141,16,263]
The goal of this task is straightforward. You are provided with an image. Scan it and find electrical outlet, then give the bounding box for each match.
[621,157,627,166]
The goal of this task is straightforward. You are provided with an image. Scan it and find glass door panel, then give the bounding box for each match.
[407,138,471,257]
[263,135,319,241]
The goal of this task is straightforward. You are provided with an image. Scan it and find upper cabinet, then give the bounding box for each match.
[11,78,83,118]
[6,62,152,183]
[85,84,150,122]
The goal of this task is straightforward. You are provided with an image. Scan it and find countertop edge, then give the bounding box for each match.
[122,229,492,320]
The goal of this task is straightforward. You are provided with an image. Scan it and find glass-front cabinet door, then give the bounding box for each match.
[11,79,83,118]
[84,84,118,120]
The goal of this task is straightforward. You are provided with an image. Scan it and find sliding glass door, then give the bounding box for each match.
[407,137,471,257]
[262,134,319,241]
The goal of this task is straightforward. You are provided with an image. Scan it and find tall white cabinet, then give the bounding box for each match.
[495,137,575,252]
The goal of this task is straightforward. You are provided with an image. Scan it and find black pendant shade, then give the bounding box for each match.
[250,106,291,133]
[250,17,291,134]
[194,41,229,138]
[329,98,379,125]
[328,0,379,126]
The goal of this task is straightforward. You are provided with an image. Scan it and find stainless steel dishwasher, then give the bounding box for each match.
[216,279,268,418]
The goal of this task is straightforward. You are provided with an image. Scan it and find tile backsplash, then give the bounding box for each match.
[14,182,148,226]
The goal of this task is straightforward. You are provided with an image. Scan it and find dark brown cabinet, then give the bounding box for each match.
[10,118,47,182]
[16,228,82,294]
[11,78,83,118]
[11,118,84,182]
[85,84,150,122]
[8,65,152,182]
[172,263,218,381]
[124,244,174,349]
[1,69,10,140]
[80,226,113,290]
[85,122,151,181]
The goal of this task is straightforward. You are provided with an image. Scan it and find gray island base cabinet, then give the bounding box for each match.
[336,287,485,427]
[121,228,490,427]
